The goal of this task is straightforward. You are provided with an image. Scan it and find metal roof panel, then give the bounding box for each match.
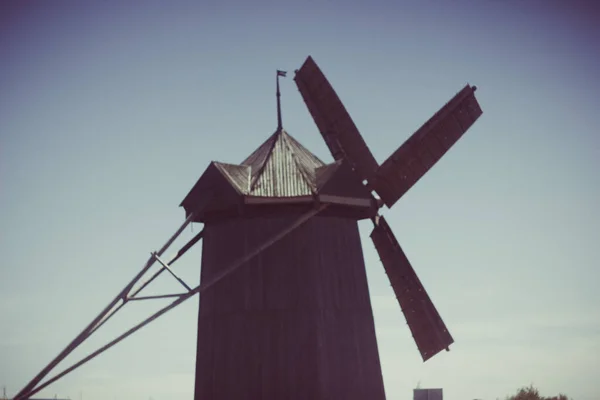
[241,129,325,198]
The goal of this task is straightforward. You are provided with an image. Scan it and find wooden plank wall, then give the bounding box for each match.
[194,213,386,399]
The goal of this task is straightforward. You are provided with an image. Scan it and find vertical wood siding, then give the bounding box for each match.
[194,214,386,399]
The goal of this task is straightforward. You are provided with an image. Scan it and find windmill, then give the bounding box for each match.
[12,56,483,400]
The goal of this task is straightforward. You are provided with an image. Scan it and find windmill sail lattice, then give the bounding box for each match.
[294,56,380,184]
[371,216,453,361]
[294,55,483,362]
[373,84,483,207]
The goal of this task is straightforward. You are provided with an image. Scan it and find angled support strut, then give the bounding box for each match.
[13,213,197,400]
[16,204,328,400]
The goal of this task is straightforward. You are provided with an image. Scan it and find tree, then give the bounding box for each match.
[506,385,570,400]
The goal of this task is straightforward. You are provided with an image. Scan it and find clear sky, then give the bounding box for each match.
[1,1,598,400]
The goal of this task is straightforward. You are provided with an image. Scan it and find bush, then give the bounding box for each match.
[506,385,570,400]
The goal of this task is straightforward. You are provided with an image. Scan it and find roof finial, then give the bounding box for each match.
[276,70,287,130]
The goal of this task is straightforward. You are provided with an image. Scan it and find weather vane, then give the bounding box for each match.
[276,69,287,130]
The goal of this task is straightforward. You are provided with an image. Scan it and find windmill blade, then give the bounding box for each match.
[294,56,379,183]
[370,216,453,361]
[373,85,483,208]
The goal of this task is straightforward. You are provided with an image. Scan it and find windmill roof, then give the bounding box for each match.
[222,128,325,197]
[180,128,376,222]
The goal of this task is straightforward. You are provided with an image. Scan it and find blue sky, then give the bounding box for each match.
[1,1,598,399]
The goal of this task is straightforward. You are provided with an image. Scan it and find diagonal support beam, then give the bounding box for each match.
[12,213,197,400]
[17,204,328,400]
[88,229,205,336]
[21,291,196,399]
[199,204,328,293]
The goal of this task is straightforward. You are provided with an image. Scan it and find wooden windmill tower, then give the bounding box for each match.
[182,56,482,398]
[12,56,483,400]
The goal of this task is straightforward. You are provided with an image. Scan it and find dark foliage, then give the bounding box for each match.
[505,385,570,400]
